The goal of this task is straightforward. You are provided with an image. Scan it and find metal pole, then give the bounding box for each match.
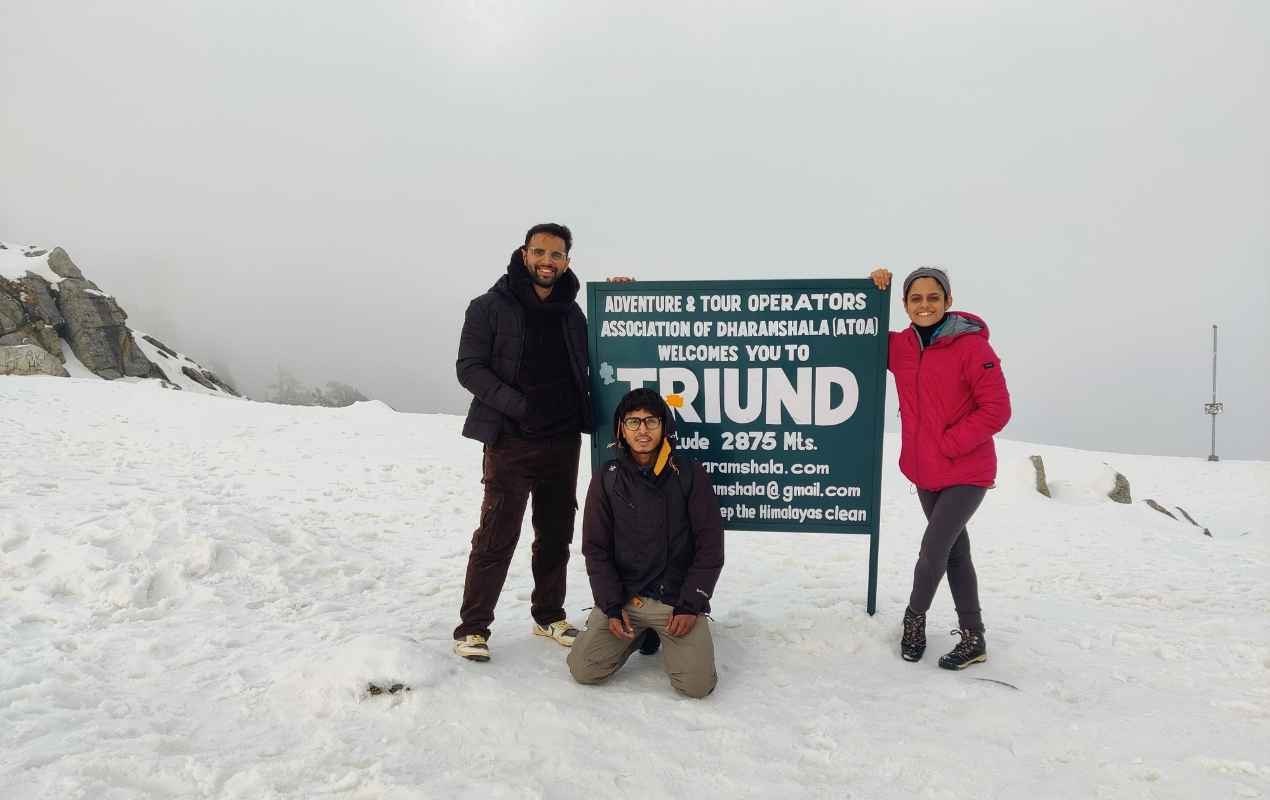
[1208,325,1220,462]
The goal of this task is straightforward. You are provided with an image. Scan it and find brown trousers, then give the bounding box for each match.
[567,599,717,698]
[454,433,580,640]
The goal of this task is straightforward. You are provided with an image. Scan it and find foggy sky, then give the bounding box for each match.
[3,1,1267,459]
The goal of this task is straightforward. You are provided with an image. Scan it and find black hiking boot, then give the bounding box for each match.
[637,629,661,656]
[938,628,987,670]
[900,607,926,662]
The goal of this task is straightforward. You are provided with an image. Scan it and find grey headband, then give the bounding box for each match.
[901,267,951,298]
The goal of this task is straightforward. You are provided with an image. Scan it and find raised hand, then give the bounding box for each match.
[870,267,892,290]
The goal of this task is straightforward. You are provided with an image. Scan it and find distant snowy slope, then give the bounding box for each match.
[1,376,1267,799]
[0,243,63,284]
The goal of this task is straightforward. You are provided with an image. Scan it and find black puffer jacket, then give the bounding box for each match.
[457,250,594,444]
[581,403,725,618]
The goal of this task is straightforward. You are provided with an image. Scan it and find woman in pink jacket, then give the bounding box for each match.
[870,266,1011,670]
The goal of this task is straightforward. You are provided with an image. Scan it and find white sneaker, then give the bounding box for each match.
[454,634,490,662]
[533,620,579,647]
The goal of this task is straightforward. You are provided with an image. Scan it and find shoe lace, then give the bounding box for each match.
[947,629,980,658]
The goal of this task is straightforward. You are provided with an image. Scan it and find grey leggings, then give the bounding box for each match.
[908,485,988,633]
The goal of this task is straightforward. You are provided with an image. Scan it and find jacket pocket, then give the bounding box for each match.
[471,494,513,553]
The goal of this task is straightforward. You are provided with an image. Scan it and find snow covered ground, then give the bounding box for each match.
[1,375,1267,799]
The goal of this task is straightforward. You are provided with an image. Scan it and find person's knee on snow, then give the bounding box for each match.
[567,654,618,685]
[566,635,626,685]
[670,668,717,699]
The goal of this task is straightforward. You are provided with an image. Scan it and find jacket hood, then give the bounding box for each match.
[611,389,679,477]
[495,248,580,310]
[921,311,991,348]
[611,390,678,445]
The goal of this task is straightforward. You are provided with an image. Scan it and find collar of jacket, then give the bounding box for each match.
[615,441,676,484]
[499,248,580,312]
[912,311,990,350]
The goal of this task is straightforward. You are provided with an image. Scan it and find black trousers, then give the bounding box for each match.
[454,433,580,640]
[908,485,988,633]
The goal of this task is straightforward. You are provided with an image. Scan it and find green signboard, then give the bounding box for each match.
[587,279,890,614]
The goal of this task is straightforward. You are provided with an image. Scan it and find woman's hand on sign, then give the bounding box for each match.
[665,612,699,638]
[608,610,636,640]
[870,267,892,290]
[606,276,636,283]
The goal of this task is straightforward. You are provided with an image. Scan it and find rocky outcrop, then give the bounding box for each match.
[0,289,25,337]
[0,343,69,377]
[1107,472,1132,504]
[17,274,65,328]
[0,278,64,359]
[1,244,239,396]
[1143,499,1176,520]
[1173,505,1213,537]
[1029,455,1051,497]
[56,277,159,380]
[142,334,179,359]
[181,365,220,392]
[1140,498,1215,536]
[47,247,85,279]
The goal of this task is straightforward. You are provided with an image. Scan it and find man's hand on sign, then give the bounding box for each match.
[870,267,893,290]
[606,276,636,283]
[665,612,699,638]
[608,610,637,640]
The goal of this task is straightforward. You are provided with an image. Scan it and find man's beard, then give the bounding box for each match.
[528,266,560,289]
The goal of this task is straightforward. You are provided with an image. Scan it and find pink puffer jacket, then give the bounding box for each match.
[888,311,1012,491]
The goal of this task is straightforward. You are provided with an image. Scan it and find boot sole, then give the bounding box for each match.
[901,651,925,662]
[938,654,987,670]
[454,642,491,662]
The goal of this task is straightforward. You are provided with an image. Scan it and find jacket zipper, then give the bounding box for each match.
[915,327,926,488]
[618,475,670,601]
[659,488,671,600]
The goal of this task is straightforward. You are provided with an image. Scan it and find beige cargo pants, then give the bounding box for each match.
[566,597,717,698]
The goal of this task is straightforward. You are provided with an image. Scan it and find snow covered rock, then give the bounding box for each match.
[56,277,160,380]
[1108,471,1132,503]
[1029,454,1051,497]
[47,245,85,279]
[0,284,25,334]
[0,241,241,397]
[0,277,63,357]
[14,273,66,330]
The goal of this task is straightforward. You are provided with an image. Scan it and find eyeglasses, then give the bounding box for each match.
[528,247,567,262]
[621,415,663,431]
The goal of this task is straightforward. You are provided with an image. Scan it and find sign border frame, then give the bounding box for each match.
[586,278,890,614]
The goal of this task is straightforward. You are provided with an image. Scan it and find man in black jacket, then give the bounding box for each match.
[453,223,595,662]
[567,388,725,698]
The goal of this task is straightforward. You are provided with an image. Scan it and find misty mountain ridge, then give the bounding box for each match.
[0,241,240,397]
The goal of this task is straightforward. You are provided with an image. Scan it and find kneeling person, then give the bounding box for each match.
[567,389,725,698]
